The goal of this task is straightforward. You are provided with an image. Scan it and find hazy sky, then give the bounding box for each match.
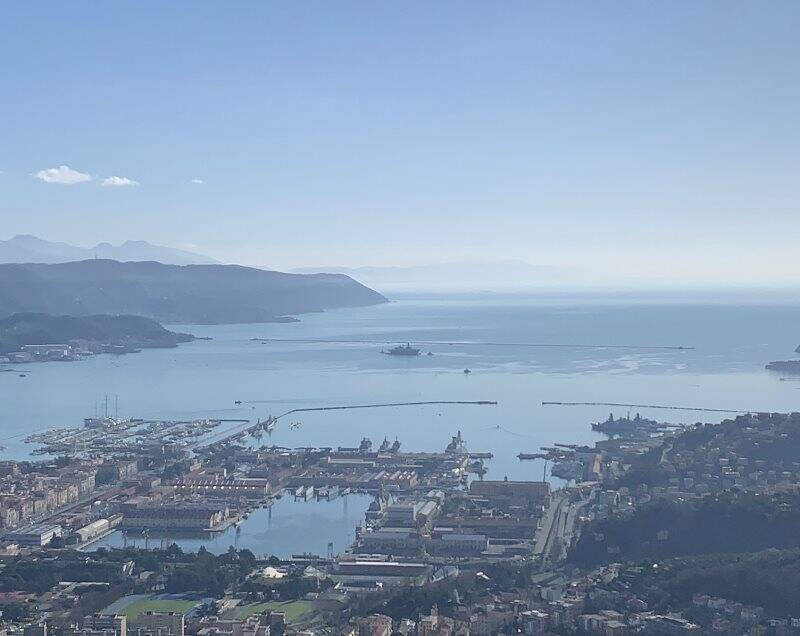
[1,2,799,284]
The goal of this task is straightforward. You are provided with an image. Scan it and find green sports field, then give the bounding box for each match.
[108,595,203,620]
[236,600,313,622]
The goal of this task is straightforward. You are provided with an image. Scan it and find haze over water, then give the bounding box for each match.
[3,295,800,556]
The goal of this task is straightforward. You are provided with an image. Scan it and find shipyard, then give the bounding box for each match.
[4,391,800,634]
[9,398,799,633]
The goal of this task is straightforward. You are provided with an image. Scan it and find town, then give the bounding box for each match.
[1,407,799,634]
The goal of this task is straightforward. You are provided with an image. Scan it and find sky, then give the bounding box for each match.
[1,2,799,286]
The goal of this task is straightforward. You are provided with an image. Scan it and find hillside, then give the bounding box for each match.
[0,313,193,354]
[0,235,218,265]
[0,260,387,324]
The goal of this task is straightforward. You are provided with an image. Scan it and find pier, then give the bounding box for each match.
[255,337,694,351]
[196,401,497,450]
[276,400,498,419]
[542,401,750,414]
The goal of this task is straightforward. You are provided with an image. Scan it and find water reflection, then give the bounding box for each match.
[90,493,371,558]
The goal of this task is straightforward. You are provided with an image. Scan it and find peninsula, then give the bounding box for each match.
[0,260,387,324]
[0,312,194,361]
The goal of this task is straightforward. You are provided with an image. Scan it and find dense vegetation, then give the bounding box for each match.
[0,260,386,324]
[570,492,800,567]
[673,413,800,465]
[94,545,258,597]
[621,550,800,617]
[0,553,127,593]
[0,546,261,600]
[611,414,800,493]
[0,312,193,353]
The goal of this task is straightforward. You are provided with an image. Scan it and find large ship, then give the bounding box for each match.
[383,343,420,356]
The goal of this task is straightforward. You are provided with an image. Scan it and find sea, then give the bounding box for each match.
[2,294,800,557]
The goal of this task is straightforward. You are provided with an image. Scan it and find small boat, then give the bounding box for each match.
[234,400,242,405]
[463,368,471,374]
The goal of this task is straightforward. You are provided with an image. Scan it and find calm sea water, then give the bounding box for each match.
[89,493,373,558]
[3,296,800,556]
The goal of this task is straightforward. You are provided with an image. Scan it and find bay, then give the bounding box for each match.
[3,296,800,556]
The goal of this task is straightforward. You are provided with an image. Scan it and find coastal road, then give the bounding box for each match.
[534,490,591,567]
[533,490,568,562]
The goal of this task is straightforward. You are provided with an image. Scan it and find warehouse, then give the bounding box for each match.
[7,523,63,547]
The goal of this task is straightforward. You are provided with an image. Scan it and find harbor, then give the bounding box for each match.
[2,394,507,560]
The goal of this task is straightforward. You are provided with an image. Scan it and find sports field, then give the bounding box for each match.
[236,600,313,622]
[103,594,205,619]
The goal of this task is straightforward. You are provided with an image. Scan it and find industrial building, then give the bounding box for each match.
[6,523,63,547]
[383,502,420,526]
[469,479,551,505]
[337,560,431,588]
[172,478,269,499]
[359,528,422,552]
[428,527,488,555]
[75,518,111,544]
[121,503,229,530]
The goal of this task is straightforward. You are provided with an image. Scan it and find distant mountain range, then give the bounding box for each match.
[0,235,218,265]
[292,260,566,292]
[0,260,387,324]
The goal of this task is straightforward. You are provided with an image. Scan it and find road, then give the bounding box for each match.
[534,489,591,568]
[0,484,122,539]
[533,490,568,561]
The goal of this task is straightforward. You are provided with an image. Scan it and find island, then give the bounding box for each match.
[0,312,194,362]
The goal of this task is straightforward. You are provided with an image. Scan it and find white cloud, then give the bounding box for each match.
[190,178,204,185]
[33,165,92,185]
[102,175,139,187]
